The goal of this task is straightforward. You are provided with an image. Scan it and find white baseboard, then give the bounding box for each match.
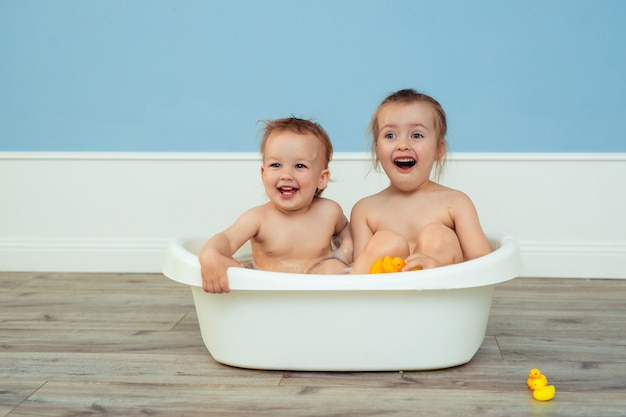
[1,152,625,278]
[520,241,626,279]
[0,237,166,273]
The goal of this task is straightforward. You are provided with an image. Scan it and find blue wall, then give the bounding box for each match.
[1,0,625,152]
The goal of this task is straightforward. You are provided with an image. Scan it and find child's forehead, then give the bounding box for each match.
[378,102,437,126]
[266,130,323,148]
[263,131,326,158]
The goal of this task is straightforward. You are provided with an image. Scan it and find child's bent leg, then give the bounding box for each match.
[307,258,349,274]
[351,231,410,274]
[414,223,463,267]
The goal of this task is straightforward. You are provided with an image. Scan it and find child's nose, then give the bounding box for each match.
[280,167,293,179]
[395,136,411,150]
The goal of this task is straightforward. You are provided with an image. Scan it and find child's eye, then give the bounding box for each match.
[384,132,396,139]
[411,133,424,139]
[295,163,307,169]
[269,162,281,168]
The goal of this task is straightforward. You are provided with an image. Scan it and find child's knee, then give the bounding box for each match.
[416,224,462,263]
[351,231,410,274]
[368,230,410,257]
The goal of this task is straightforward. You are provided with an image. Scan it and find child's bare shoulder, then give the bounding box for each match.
[312,197,344,214]
[436,185,475,208]
[354,189,388,208]
[350,192,389,224]
[237,202,273,222]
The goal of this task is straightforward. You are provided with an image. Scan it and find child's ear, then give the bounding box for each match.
[436,139,447,160]
[317,168,330,191]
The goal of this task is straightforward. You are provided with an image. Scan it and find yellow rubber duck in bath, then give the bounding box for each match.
[370,256,405,274]
[369,256,423,274]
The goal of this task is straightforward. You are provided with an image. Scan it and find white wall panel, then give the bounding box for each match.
[1,152,624,278]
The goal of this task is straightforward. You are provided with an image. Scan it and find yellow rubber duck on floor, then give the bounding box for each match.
[527,368,556,401]
[527,368,548,389]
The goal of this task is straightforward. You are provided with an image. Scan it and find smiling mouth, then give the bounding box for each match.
[279,187,298,196]
[394,158,416,168]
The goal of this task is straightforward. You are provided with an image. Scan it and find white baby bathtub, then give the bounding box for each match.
[162,234,522,371]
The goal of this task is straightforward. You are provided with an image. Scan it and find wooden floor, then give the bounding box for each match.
[1,273,625,417]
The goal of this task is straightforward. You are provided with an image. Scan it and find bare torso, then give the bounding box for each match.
[250,198,347,273]
[358,182,457,248]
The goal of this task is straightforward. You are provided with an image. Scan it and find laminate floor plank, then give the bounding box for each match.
[0,380,45,417]
[1,352,283,386]
[0,329,206,354]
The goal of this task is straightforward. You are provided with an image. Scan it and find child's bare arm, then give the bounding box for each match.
[333,213,353,264]
[349,200,374,261]
[199,210,260,294]
[199,233,242,293]
[451,192,491,260]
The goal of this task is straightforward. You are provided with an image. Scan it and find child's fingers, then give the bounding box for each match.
[403,253,439,271]
[402,259,423,271]
[219,274,230,293]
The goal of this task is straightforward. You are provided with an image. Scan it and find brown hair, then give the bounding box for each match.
[259,117,333,196]
[368,89,448,181]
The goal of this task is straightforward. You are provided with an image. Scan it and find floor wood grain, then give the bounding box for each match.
[1,273,625,416]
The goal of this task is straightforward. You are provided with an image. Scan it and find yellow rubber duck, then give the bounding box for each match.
[370,256,423,274]
[370,256,405,274]
[369,258,384,274]
[527,368,548,389]
[531,379,556,401]
[383,256,405,272]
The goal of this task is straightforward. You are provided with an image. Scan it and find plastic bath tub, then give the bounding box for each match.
[162,234,522,371]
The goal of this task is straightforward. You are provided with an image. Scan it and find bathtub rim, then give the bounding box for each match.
[162,233,522,291]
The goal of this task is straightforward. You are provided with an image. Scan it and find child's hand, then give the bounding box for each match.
[200,252,242,294]
[402,253,440,271]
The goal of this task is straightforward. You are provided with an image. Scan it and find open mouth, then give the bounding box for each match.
[394,158,416,169]
[278,187,298,197]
